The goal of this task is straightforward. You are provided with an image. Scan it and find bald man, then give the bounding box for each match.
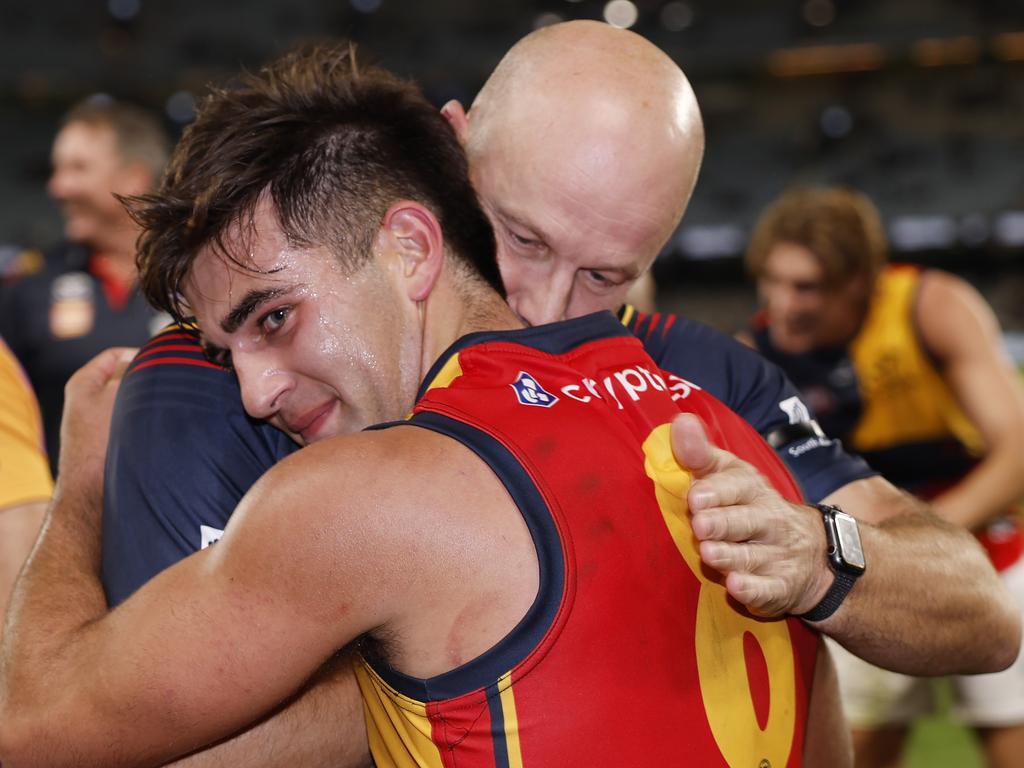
[90,20,1014,767]
[443,17,1014,651]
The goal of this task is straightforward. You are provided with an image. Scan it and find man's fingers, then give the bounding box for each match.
[691,506,766,542]
[68,347,137,394]
[698,538,773,575]
[724,572,788,618]
[670,413,717,476]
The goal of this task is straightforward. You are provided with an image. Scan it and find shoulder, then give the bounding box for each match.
[914,269,1001,360]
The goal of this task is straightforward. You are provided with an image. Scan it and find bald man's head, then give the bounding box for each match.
[443,20,704,325]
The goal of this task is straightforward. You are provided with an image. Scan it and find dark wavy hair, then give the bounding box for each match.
[128,42,501,320]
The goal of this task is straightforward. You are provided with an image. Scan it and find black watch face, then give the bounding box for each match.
[834,512,866,572]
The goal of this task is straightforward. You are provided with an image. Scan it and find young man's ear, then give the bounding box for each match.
[440,100,469,146]
[377,201,445,302]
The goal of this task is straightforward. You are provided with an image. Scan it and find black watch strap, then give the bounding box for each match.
[799,570,858,622]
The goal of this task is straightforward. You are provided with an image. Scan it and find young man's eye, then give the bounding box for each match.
[260,307,290,333]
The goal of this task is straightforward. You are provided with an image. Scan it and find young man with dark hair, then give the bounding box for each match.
[1,43,834,767]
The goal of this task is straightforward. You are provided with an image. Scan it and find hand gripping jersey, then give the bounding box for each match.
[620,306,873,503]
[356,312,819,768]
[751,264,1022,571]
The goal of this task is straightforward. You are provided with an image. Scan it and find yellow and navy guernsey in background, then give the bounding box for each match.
[359,311,819,768]
[0,336,53,509]
[752,264,1022,571]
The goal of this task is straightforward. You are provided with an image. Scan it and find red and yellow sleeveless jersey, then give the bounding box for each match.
[357,312,819,768]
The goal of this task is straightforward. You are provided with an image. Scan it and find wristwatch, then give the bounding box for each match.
[799,503,866,622]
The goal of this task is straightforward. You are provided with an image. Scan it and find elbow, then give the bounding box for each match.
[989,605,1023,674]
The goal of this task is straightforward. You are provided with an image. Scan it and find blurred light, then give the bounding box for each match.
[802,0,835,28]
[676,224,746,260]
[603,0,638,29]
[889,215,956,251]
[86,92,115,106]
[660,2,694,32]
[819,105,852,138]
[350,0,382,13]
[992,31,1024,61]
[108,0,141,22]
[165,91,196,124]
[911,36,981,67]
[994,212,1024,247]
[767,43,886,77]
[534,12,564,30]
[958,214,989,247]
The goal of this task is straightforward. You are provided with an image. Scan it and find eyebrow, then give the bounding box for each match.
[220,286,292,334]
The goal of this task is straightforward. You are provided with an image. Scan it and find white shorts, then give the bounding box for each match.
[829,555,1024,729]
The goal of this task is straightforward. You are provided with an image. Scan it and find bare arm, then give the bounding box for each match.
[0,350,392,766]
[914,270,1024,529]
[166,652,371,768]
[672,413,1022,675]
[0,500,46,627]
[802,641,852,768]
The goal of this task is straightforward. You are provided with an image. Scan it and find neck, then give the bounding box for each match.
[88,220,139,265]
[417,277,523,382]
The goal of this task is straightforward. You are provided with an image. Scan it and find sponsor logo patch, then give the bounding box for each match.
[778,395,811,425]
[511,371,559,408]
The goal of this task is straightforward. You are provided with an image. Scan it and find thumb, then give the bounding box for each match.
[670,413,718,478]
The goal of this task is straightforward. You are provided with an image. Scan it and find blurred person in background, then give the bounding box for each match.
[0,336,51,631]
[0,98,170,468]
[85,21,1016,766]
[741,185,1024,768]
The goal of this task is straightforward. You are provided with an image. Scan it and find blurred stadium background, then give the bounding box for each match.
[3,0,1024,344]
[2,2,1022,762]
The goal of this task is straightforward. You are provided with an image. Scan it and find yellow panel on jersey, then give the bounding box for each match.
[848,265,982,454]
[643,423,797,768]
[354,661,446,768]
[0,338,53,508]
[422,353,464,395]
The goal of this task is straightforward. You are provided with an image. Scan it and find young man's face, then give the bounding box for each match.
[757,241,866,355]
[184,203,420,445]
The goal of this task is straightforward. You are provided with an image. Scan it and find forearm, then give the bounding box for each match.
[0,486,113,760]
[930,445,1024,530]
[812,502,1020,675]
[166,653,371,768]
[802,641,851,768]
[0,500,47,630]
